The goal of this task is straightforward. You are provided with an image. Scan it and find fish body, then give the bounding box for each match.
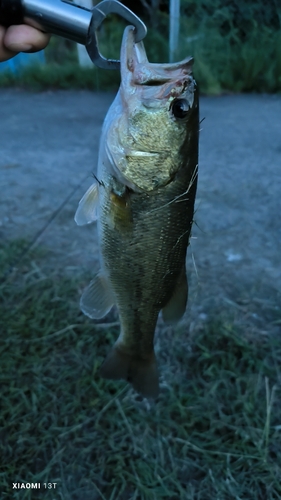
[75,27,199,398]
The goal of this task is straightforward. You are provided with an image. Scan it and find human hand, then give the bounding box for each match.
[0,24,50,62]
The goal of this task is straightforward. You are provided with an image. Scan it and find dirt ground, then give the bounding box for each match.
[1,89,280,332]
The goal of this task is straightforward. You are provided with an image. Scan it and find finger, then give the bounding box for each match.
[4,25,50,53]
[0,25,18,61]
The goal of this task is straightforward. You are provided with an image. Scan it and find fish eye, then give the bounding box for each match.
[171,99,190,120]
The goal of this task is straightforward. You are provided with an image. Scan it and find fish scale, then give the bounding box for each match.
[99,151,198,366]
[75,26,199,398]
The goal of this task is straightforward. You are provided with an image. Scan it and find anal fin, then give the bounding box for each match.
[162,265,188,325]
[80,272,114,319]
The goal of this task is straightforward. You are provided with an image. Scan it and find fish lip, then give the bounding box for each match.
[120,25,148,73]
[120,26,194,87]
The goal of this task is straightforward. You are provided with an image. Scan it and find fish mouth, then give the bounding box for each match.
[111,26,197,194]
[120,26,194,88]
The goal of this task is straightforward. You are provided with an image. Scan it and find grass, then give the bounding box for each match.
[0,239,281,499]
[179,25,281,94]
[0,62,121,92]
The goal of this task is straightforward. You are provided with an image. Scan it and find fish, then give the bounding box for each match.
[75,26,199,398]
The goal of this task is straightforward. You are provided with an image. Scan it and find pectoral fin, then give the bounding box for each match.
[80,273,114,319]
[74,182,99,226]
[162,266,188,325]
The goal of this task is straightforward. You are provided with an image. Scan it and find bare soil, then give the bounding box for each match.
[1,89,280,333]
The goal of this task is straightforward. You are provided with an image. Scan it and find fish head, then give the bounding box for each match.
[105,26,199,193]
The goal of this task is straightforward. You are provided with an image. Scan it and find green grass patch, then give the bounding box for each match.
[178,26,281,94]
[0,63,120,92]
[1,240,281,499]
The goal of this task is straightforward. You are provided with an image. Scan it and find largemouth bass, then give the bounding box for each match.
[75,26,199,398]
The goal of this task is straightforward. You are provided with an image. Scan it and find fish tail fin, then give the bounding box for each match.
[100,344,159,399]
